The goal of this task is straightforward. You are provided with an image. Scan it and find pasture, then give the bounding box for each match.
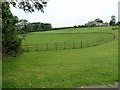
[3,26,118,88]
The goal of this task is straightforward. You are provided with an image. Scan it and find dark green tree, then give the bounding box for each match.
[2,2,22,55]
[109,20,116,26]
[95,18,103,23]
[31,22,42,31]
[2,1,47,56]
[41,23,52,31]
[73,25,77,28]
[116,21,120,26]
[109,16,116,26]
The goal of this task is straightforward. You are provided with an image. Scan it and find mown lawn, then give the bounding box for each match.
[2,27,118,88]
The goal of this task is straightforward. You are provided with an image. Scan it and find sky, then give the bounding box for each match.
[10,0,120,28]
[118,1,120,21]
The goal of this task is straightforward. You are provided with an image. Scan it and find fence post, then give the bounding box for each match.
[64,42,67,50]
[73,42,75,49]
[81,40,82,48]
[100,39,102,44]
[113,34,115,40]
[36,44,38,51]
[92,40,94,46]
[87,40,88,47]
[46,43,48,51]
[97,39,99,45]
[27,45,29,52]
[55,43,57,50]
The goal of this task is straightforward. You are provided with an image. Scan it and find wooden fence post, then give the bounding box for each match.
[64,42,67,50]
[27,45,29,52]
[46,43,48,51]
[87,40,88,47]
[92,40,94,46]
[100,39,101,44]
[55,43,57,50]
[36,44,38,51]
[113,34,115,40]
[97,40,99,45]
[73,42,75,49]
[81,40,82,48]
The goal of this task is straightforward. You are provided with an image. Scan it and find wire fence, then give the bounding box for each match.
[21,32,116,52]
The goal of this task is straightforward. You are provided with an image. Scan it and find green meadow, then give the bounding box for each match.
[3,26,118,88]
[22,27,114,45]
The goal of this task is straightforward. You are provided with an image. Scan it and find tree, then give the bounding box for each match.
[10,0,47,13]
[73,25,77,28]
[116,21,120,26]
[109,15,116,26]
[2,1,47,56]
[41,23,52,31]
[95,18,103,23]
[18,19,29,33]
[26,23,33,32]
[109,20,116,26]
[2,2,22,55]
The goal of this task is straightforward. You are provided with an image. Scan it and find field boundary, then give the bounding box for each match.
[21,32,116,52]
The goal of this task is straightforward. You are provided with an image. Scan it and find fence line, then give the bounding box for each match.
[21,32,116,52]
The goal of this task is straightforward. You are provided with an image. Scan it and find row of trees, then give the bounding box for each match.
[17,19,52,34]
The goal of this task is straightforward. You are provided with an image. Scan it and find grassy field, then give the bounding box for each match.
[22,27,114,45]
[3,26,118,88]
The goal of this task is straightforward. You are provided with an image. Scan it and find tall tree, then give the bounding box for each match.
[2,1,47,55]
[2,2,22,55]
[109,15,116,26]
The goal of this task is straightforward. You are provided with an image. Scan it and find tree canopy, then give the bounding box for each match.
[10,0,47,13]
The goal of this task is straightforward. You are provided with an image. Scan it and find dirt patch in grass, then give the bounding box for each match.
[78,82,118,88]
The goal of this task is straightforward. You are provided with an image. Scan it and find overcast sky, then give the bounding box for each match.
[10,0,119,28]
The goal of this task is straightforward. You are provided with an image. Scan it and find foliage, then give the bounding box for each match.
[41,23,52,31]
[17,19,29,33]
[30,22,42,32]
[19,22,52,32]
[95,18,103,23]
[2,2,22,56]
[116,21,120,26]
[10,0,47,13]
[2,1,48,56]
[109,16,116,26]
[109,20,116,26]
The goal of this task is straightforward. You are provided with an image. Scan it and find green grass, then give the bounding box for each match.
[22,33,113,45]
[22,27,115,45]
[21,27,115,51]
[3,26,118,88]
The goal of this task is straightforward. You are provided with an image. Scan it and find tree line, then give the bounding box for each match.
[17,19,52,34]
